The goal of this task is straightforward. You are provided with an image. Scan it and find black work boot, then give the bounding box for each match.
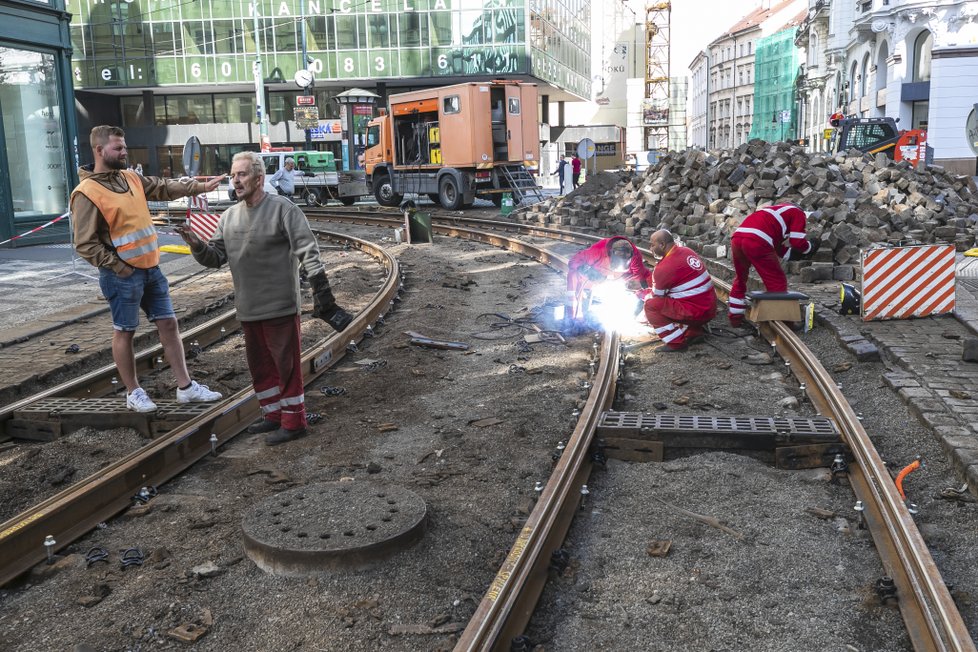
[265,427,308,446]
[247,419,280,434]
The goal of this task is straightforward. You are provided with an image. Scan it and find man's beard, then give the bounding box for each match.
[105,155,127,170]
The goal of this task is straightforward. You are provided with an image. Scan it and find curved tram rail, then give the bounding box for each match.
[301,208,974,651]
[3,208,973,651]
[0,230,398,587]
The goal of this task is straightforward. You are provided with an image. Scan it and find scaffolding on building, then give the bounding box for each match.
[644,2,671,154]
[749,28,801,143]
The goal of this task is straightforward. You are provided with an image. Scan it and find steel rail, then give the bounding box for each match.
[0,310,241,425]
[74,210,975,648]
[456,332,620,651]
[707,275,973,652]
[0,231,399,587]
[760,316,975,652]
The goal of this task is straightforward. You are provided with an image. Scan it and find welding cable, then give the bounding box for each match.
[894,458,922,500]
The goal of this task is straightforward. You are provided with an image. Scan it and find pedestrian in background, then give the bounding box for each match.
[552,156,569,194]
[270,157,296,199]
[178,151,353,446]
[70,125,225,413]
[571,154,582,189]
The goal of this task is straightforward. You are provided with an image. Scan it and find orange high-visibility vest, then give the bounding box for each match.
[71,169,160,269]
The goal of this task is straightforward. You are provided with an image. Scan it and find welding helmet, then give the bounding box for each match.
[609,239,633,271]
[839,283,861,316]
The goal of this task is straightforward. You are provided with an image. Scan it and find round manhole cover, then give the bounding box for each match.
[242,482,427,576]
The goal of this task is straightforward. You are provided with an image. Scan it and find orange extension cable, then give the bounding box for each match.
[895,458,922,500]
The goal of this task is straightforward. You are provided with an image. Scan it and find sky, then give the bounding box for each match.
[667,0,774,73]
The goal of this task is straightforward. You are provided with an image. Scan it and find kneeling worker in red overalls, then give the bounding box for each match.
[566,236,652,329]
[644,229,717,352]
[728,203,819,327]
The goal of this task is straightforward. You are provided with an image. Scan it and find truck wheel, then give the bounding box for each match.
[438,176,463,210]
[373,174,402,207]
[303,189,321,207]
[490,194,503,207]
[340,196,357,206]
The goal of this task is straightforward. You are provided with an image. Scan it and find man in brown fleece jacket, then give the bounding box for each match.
[70,125,225,413]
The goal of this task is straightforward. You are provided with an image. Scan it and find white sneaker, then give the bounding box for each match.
[176,380,222,403]
[126,388,158,413]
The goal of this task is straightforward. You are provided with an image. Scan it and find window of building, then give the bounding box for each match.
[398,13,425,48]
[860,53,870,98]
[913,31,932,82]
[912,100,929,130]
[165,94,214,124]
[215,94,256,123]
[0,46,68,218]
[849,60,858,101]
[121,96,146,128]
[368,13,392,49]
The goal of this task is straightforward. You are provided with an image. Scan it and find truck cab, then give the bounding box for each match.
[835,117,901,157]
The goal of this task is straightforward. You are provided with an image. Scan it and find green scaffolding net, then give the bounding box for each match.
[748,27,801,143]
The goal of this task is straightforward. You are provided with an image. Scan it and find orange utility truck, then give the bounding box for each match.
[364,80,541,210]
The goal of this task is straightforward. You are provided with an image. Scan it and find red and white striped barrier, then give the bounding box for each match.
[186,195,220,242]
[0,211,71,247]
[861,244,956,321]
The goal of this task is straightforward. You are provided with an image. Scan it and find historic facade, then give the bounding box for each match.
[688,0,806,151]
[795,0,978,173]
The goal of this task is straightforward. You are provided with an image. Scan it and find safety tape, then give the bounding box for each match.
[0,211,71,247]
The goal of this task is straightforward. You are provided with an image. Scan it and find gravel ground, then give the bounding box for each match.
[0,227,588,651]
[527,314,978,651]
[2,220,976,651]
[0,243,379,525]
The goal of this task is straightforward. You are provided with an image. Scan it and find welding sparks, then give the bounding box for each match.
[589,281,649,336]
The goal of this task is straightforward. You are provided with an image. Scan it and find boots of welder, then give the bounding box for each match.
[309,271,353,332]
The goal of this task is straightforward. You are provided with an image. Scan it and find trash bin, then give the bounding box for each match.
[500,192,514,216]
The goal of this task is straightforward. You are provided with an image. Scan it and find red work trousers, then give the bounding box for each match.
[241,313,306,431]
[729,235,787,326]
[644,296,716,349]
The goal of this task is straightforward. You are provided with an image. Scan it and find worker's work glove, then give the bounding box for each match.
[805,239,821,258]
[309,271,353,332]
[578,264,605,282]
[788,247,809,262]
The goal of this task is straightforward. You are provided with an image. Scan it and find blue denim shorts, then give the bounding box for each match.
[99,266,176,332]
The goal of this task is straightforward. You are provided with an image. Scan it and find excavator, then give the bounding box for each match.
[831,115,928,165]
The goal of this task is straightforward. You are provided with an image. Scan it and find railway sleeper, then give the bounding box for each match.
[8,397,214,439]
[598,410,849,470]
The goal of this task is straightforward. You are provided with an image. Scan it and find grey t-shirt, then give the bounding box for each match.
[191,193,325,322]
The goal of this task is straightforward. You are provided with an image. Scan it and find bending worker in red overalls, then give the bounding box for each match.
[645,229,717,351]
[566,236,651,328]
[728,203,819,327]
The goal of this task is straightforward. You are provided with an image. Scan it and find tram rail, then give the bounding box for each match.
[2,208,973,651]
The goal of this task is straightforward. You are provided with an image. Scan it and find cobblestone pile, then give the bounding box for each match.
[522,141,978,278]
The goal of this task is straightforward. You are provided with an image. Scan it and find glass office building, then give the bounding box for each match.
[66,0,591,176]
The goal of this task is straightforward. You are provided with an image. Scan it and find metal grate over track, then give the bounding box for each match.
[599,412,838,439]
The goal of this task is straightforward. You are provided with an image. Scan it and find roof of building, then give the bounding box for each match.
[779,7,809,32]
[724,0,802,37]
